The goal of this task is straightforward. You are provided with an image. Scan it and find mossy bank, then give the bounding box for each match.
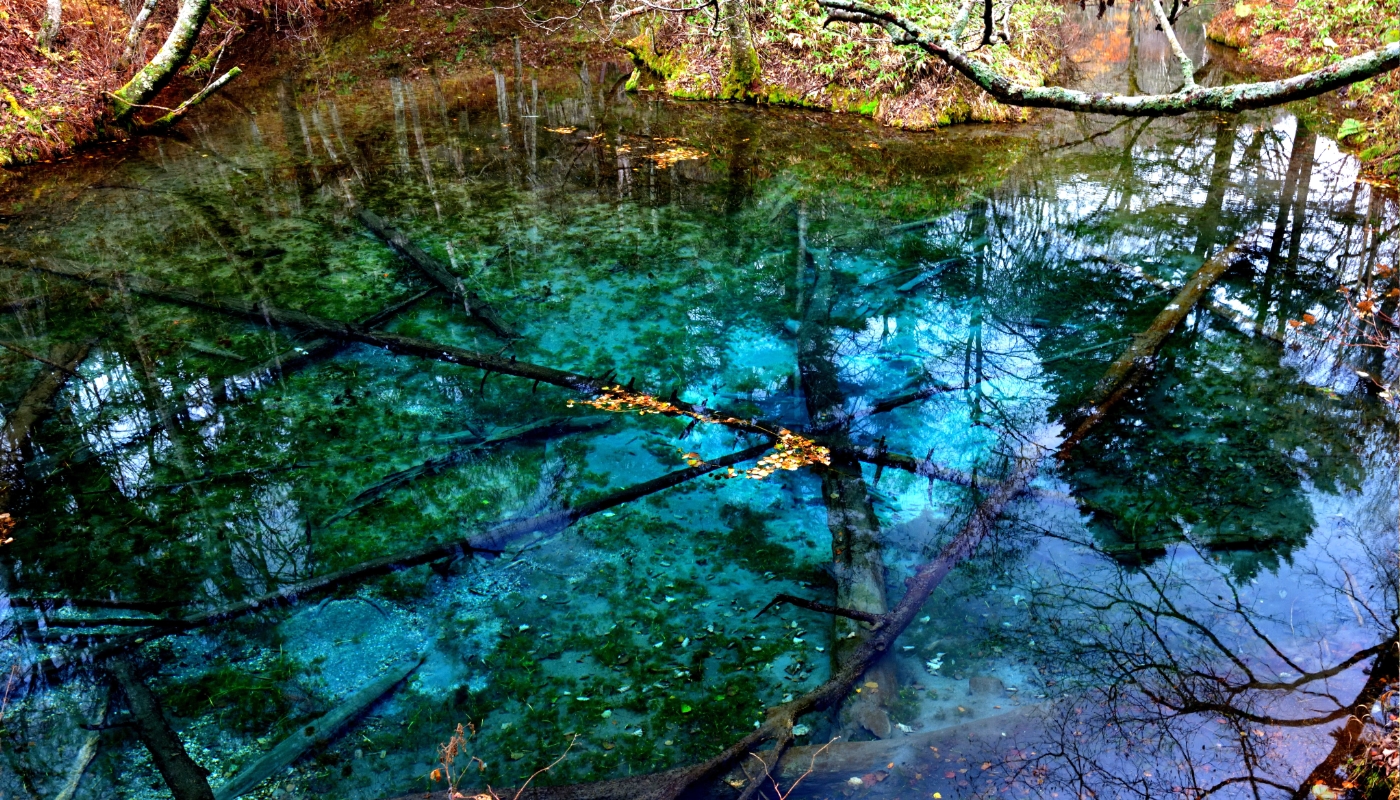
[623,0,1063,128]
[1207,0,1400,181]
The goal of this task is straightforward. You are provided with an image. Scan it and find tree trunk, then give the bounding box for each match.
[1057,238,1249,457]
[119,0,160,69]
[718,0,759,99]
[108,658,216,800]
[37,0,62,49]
[110,0,212,127]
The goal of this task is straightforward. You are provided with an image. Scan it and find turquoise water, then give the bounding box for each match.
[0,25,1397,800]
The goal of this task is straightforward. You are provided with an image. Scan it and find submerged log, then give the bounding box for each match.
[5,596,184,612]
[10,251,775,438]
[1058,240,1251,458]
[34,443,769,674]
[108,658,216,800]
[357,209,517,339]
[225,287,436,394]
[9,251,599,394]
[0,295,41,314]
[1089,254,1285,344]
[318,415,611,529]
[213,656,424,800]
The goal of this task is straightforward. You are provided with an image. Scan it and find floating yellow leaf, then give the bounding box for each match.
[645,146,707,168]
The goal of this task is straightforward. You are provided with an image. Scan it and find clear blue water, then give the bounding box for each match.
[0,19,1396,800]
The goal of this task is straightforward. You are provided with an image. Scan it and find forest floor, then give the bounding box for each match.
[1207,0,1400,182]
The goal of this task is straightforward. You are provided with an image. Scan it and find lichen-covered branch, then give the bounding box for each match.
[818,0,1400,116]
[137,68,243,132]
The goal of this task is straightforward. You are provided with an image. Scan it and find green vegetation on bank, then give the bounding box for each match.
[623,0,1062,127]
[1208,0,1400,179]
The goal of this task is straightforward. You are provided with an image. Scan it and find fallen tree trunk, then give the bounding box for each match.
[1057,239,1250,458]
[35,443,769,676]
[317,415,611,529]
[356,209,517,340]
[1,341,91,511]
[108,658,216,800]
[213,656,424,800]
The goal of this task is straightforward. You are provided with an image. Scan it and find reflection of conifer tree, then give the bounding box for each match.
[796,219,897,740]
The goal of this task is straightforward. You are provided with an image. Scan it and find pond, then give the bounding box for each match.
[0,8,1396,799]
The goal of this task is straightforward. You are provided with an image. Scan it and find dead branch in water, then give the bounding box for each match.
[316,415,612,530]
[357,209,518,340]
[30,443,769,679]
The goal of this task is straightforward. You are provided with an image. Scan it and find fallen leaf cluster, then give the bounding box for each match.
[568,387,829,479]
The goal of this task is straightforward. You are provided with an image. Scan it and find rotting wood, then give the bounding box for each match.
[213,656,424,800]
[357,209,517,339]
[108,658,215,800]
[1058,239,1251,458]
[317,415,611,530]
[32,443,769,676]
[1,341,91,512]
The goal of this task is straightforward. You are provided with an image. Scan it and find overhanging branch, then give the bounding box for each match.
[817,0,1400,116]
